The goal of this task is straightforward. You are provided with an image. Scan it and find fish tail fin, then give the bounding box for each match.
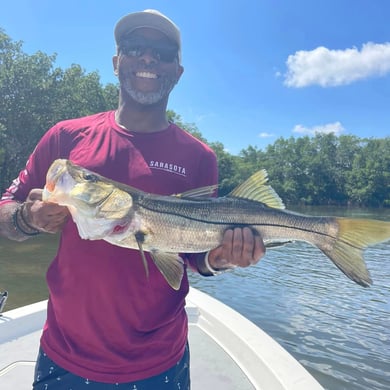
[321,218,390,287]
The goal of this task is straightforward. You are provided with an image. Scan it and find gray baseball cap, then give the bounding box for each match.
[114,9,182,62]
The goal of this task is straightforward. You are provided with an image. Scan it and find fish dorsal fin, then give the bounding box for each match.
[173,184,218,199]
[229,169,285,209]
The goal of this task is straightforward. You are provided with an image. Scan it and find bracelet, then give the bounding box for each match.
[12,205,40,236]
[204,252,221,275]
[20,203,41,232]
[196,252,231,276]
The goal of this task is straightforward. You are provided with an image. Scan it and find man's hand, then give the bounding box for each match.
[24,189,69,233]
[208,227,265,270]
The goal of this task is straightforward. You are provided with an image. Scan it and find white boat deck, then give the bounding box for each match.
[0,288,323,389]
[0,325,254,389]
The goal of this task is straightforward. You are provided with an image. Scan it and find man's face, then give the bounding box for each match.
[113,28,184,105]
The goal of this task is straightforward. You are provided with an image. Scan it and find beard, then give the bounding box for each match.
[120,71,178,105]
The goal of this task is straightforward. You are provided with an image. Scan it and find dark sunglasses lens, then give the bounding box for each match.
[155,47,177,62]
[120,44,139,56]
[120,43,177,62]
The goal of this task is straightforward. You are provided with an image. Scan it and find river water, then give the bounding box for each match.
[0,207,389,390]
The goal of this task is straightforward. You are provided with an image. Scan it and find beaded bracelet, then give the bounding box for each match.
[20,203,41,232]
[12,205,40,236]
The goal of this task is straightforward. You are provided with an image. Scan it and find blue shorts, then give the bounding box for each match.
[32,344,190,389]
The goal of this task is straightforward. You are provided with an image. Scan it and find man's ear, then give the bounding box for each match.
[176,65,184,83]
[112,56,119,76]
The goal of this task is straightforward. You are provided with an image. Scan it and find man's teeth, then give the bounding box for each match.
[136,72,157,79]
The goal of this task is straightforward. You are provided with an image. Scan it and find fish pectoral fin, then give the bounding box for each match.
[229,169,285,210]
[135,231,149,278]
[150,252,184,290]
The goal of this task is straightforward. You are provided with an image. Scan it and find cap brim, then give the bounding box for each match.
[114,11,180,48]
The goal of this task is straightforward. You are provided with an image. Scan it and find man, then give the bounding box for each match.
[0,10,264,389]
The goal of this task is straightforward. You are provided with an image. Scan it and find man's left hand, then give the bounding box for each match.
[208,227,265,270]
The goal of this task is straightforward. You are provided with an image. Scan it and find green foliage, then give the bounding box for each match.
[102,83,119,110]
[346,138,390,206]
[167,110,207,142]
[0,29,118,191]
[0,30,389,207]
[236,134,390,207]
[209,141,241,196]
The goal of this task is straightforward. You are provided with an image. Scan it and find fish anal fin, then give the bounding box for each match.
[150,252,184,290]
[229,170,285,209]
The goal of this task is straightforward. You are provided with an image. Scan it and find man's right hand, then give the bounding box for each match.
[24,189,69,233]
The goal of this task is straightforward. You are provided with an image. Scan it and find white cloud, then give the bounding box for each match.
[258,132,275,138]
[292,121,345,135]
[283,42,390,87]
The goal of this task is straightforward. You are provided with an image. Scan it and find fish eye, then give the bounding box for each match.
[83,173,99,183]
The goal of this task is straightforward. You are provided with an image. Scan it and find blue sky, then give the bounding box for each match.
[2,0,390,154]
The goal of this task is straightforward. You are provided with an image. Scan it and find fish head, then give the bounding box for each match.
[43,159,134,239]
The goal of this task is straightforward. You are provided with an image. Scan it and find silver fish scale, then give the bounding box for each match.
[44,159,388,287]
[132,195,337,253]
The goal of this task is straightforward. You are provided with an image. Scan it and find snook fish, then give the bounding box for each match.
[43,159,390,290]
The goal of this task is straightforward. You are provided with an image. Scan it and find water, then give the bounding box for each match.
[1,208,389,389]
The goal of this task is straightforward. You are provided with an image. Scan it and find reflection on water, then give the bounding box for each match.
[0,234,59,309]
[189,240,390,390]
[190,206,390,390]
[0,208,389,390]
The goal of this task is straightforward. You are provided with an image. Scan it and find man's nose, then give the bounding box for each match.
[138,48,158,64]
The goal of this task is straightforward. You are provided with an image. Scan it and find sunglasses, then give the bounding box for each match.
[119,39,179,63]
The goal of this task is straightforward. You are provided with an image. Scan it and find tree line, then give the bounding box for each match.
[1,30,389,207]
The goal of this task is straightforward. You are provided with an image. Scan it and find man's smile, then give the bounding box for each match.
[135,71,158,79]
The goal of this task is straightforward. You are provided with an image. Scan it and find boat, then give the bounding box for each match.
[0,287,324,389]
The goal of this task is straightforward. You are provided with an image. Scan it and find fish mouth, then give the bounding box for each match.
[44,171,74,203]
[45,160,69,192]
[44,181,56,193]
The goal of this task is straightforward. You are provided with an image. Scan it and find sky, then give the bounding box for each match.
[1,0,390,154]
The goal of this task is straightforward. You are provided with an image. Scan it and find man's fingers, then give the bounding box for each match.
[27,189,43,202]
[232,227,245,259]
[229,227,265,266]
[252,233,266,264]
[241,227,256,262]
